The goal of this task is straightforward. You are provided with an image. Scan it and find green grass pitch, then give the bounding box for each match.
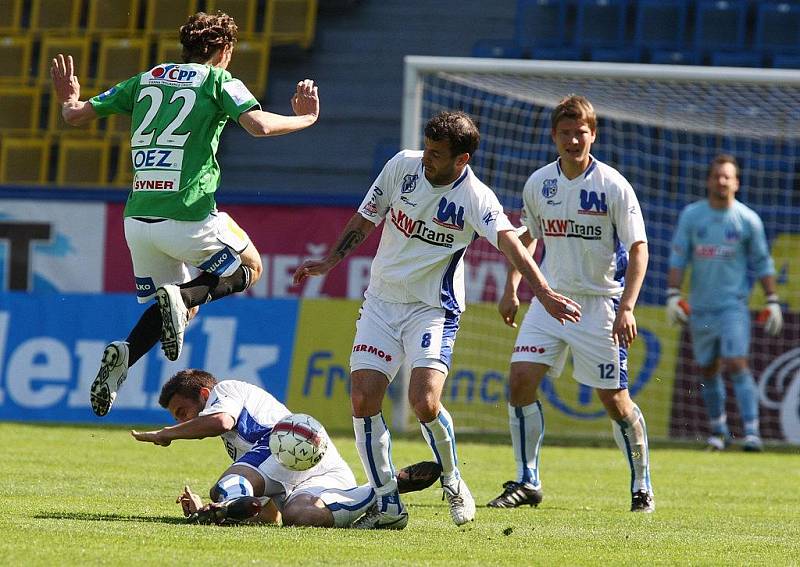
[2,422,798,566]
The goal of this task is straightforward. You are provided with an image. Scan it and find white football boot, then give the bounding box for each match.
[442,478,476,526]
[156,284,189,361]
[90,341,129,417]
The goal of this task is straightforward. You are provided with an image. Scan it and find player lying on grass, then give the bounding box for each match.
[131,369,441,526]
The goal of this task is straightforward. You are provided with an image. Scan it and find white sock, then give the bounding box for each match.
[212,474,254,502]
[353,413,397,495]
[508,401,544,488]
[612,404,652,494]
[420,406,460,486]
[319,485,376,527]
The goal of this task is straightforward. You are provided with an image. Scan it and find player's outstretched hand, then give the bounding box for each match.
[130,429,171,446]
[177,485,204,517]
[50,54,80,104]
[612,309,637,348]
[291,79,319,120]
[537,289,581,325]
[498,291,521,328]
[292,258,334,286]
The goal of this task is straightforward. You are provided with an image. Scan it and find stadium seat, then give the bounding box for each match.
[47,92,98,136]
[575,0,628,49]
[589,47,642,63]
[710,51,763,68]
[649,49,699,65]
[0,87,41,134]
[754,2,800,54]
[156,39,184,64]
[0,0,23,34]
[694,0,747,53]
[515,0,569,49]
[56,139,111,186]
[634,0,688,51]
[113,138,133,187]
[0,136,51,184]
[96,38,150,89]
[227,38,271,98]
[207,0,259,35]
[530,47,583,61]
[0,35,32,85]
[772,53,800,68]
[265,0,318,48]
[38,37,91,87]
[145,0,199,36]
[87,0,140,36]
[471,39,523,59]
[29,0,81,34]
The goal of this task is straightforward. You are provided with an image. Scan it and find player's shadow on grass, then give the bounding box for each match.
[35,511,188,525]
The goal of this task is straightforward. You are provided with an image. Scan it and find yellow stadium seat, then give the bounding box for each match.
[0,35,32,85]
[38,36,91,86]
[156,38,184,64]
[56,138,111,186]
[145,0,198,37]
[0,0,23,34]
[113,137,133,187]
[0,86,41,134]
[96,38,150,89]
[0,136,51,185]
[47,92,98,136]
[206,0,258,35]
[266,0,317,48]
[228,37,270,99]
[87,0,140,35]
[29,0,80,33]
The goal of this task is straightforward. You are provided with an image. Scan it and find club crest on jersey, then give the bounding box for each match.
[725,227,741,242]
[542,178,558,198]
[433,197,465,230]
[578,190,608,215]
[401,174,418,194]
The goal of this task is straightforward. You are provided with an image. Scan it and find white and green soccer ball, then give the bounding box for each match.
[269,413,328,471]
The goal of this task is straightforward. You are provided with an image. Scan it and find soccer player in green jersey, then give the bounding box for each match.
[50,11,320,417]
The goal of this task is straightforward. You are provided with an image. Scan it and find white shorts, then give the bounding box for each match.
[124,210,250,303]
[349,294,461,381]
[511,294,629,390]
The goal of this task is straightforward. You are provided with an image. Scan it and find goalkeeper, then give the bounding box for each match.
[667,154,782,452]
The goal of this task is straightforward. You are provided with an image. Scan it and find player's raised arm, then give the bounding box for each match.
[293,212,376,285]
[50,54,97,126]
[497,229,581,325]
[131,412,235,446]
[239,79,319,137]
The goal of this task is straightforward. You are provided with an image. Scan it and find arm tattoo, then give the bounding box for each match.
[334,230,365,259]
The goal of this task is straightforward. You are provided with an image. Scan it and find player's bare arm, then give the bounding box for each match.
[50,54,97,126]
[613,241,648,347]
[497,230,581,325]
[498,229,536,328]
[293,213,375,285]
[131,412,235,446]
[239,79,319,137]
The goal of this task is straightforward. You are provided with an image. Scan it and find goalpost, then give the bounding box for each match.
[401,56,800,444]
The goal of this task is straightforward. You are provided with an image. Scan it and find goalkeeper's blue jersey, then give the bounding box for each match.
[669,199,774,312]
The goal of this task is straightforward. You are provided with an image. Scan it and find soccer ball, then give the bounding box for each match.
[269,413,328,471]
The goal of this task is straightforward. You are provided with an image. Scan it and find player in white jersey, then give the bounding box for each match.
[131,369,441,526]
[293,111,581,529]
[487,96,655,513]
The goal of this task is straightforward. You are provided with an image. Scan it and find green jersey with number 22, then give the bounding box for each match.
[90,63,259,221]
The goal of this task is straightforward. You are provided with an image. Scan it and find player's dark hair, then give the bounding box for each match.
[179,11,238,64]
[424,111,480,157]
[708,154,740,179]
[551,94,597,132]
[159,369,218,408]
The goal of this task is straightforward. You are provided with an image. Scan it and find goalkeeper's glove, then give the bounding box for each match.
[758,294,783,337]
[666,288,690,325]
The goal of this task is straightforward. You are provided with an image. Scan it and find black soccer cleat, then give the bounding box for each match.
[487,480,543,508]
[188,496,263,525]
[630,490,655,513]
[396,461,443,494]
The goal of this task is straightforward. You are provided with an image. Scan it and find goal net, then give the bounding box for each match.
[401,56,800,444]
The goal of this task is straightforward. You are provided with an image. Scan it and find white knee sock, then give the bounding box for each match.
[612,404,652,494]
[508,400,544,488]
[353,413,397,495]
[212,474,254,502]
[320,485,376,527]
[420,406,460,485]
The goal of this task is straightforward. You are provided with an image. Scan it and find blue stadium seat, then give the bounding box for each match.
[515,0,569,49]
[710,51,764,67]
[575,0,628,49]
[772,53,800,68]
[530,46,583,61]
[694,0,747,53]
[634,0,688,51]
[754,2,800,54]
[649,49,699,65]
[589,47,642,63]
[471,39,524,59]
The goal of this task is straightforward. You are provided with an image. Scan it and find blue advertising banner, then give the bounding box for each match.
[0,293,299,425]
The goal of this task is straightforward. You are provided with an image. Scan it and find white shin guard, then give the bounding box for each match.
[420,406,460,484]
[353,413,397,495]
[508,400,544,488]
[612,404,652,494]
[212,474,254,502]
[320,485,377,528]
